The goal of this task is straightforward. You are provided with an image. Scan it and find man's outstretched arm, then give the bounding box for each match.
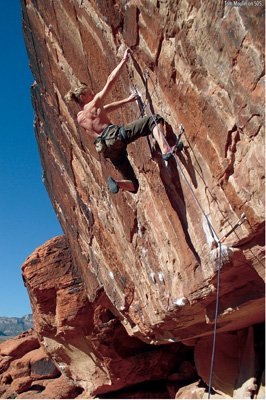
[104,93,139,113]
[94,49,131,103]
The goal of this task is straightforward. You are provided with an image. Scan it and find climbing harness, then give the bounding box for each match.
[94,125,127,153]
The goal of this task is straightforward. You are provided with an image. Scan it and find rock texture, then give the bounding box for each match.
[194,324,265,398]
[21,0,264,398]
[0,330,81,399]
[22,235,197,397]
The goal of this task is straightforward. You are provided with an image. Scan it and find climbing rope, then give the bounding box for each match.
[133,65,223,397]
[208,240,222,399]
[172,147,222,399]
[151,112,222,398]
[128,59,248,396]
[164,120,222,399]
[172,153,219,240]
[143,68,171,119]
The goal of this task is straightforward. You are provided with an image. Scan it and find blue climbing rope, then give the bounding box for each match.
[147,102,222,398]
[127,61,222,396]
[207,240,222,399]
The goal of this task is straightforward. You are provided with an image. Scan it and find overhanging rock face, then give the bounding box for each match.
[21,0,264,370]
[22,236,189,396]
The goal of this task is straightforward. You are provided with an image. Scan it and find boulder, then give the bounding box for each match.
[0,330,39,358]
[22,235,192,396]
[0,330,80,399]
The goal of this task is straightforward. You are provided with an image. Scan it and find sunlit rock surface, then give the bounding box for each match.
[21,0,264,397]
[22,236,195,396]
[0,330,81,399]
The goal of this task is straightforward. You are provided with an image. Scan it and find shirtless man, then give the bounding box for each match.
[66,49,175,193]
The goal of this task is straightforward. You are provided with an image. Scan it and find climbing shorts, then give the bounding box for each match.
[94,124,127,164]
[94,114,164,165]
[122,114,164,144]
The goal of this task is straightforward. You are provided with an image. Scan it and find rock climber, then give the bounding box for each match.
[66,48,181,193]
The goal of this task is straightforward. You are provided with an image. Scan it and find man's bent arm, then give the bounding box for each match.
[104,93,138,113]
[94,49,130,103]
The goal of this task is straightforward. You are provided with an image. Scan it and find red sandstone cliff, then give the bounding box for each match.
[21,236,198,398]
[0,330,81,399]
[18,0,265,398]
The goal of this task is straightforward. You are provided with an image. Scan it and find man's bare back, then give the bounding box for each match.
[73,48,177,193]
[77,101,111,139]
[76,48,135,140]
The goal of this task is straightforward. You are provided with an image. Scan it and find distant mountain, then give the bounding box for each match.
[0,314,33,337]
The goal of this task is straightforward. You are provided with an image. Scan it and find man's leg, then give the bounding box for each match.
[152,121,171,154]
[123,114,173,158]
[108,152,139,193]
[108,177,138,193]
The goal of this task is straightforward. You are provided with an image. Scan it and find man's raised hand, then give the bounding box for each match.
[123,48,131,62]
[127,93,140,102]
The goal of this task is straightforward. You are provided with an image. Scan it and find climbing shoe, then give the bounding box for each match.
[162,150,174,161]
[174,124,184,152]
[162,141,183,161]
[176,141,184,152]
[107,176,119,193]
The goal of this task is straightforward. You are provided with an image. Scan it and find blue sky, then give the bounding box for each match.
[0,1,62,317]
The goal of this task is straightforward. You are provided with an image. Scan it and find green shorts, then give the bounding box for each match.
[94,114,164,165]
